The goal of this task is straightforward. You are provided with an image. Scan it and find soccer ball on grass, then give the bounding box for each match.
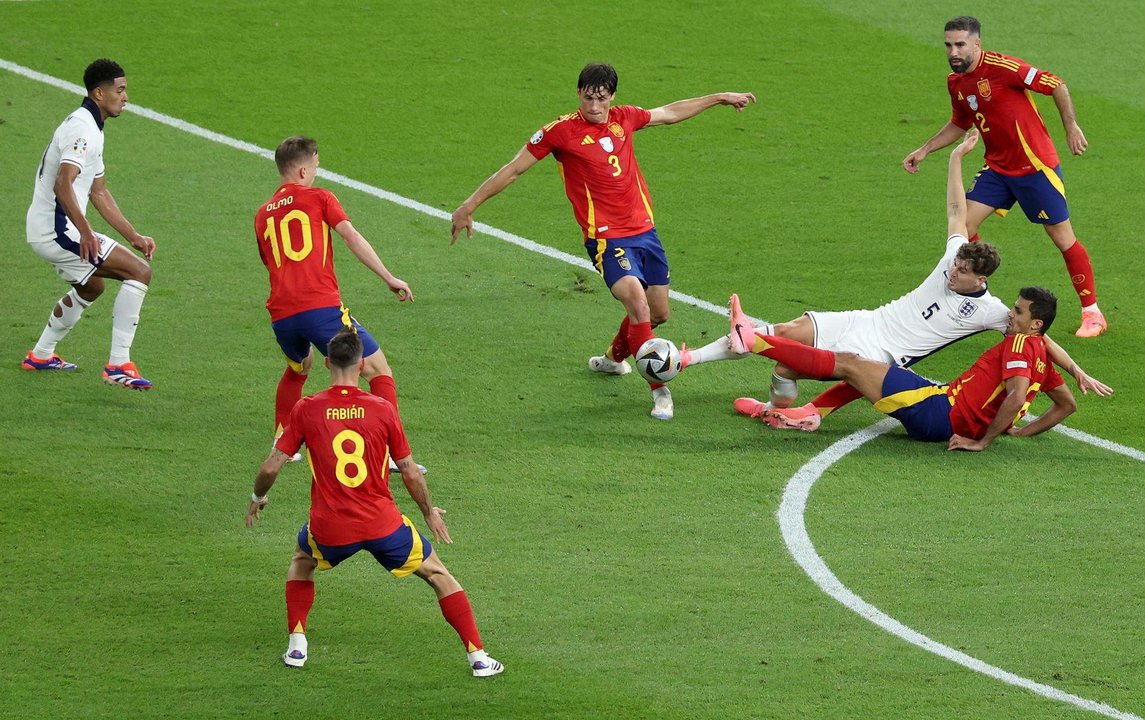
[634,337,682,383]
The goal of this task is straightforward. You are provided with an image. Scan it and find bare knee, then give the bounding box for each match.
[650,310,669,327]
[833,352,862,373]
[131,260,153,285]
[75,280,104,303]
[361,350,391,380]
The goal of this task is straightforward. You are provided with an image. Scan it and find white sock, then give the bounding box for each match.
[769,372,799,405]
[33,289,91,358]
[688,323,773,365]
[1084,303,1101,314]
[109,280,148,365]
[467,649,489,664]
[288,632,307,653]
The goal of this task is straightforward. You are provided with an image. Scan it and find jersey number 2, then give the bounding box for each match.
[333,429,368,487]
[263,210,314,268]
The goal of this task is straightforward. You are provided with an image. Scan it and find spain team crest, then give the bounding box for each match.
[977,79,991,100]
[958,299,978,319]
[608,122,625,138]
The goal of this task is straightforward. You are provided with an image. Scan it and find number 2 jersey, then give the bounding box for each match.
[275,386,412,546]
[254,183,350,322]
[525,105,654,241]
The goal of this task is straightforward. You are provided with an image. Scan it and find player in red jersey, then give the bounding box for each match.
[450,63,756,420]
[255,136,413,446]
[245,327,503,677]
[726,287,1082,451]
[903,16,1106,338]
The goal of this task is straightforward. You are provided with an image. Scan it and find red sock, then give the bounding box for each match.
[756,334,836,379]
[609,317,632,362]
[275,368,307,435]
[626,320,665,389]
[369,374,398,410]
[439,590,483,652]
[969,233,980,244]
[285,579,315,634]
[1061,240,1098,308]
[810,381,862,418]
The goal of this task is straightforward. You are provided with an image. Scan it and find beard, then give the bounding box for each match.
[948,57,971,73]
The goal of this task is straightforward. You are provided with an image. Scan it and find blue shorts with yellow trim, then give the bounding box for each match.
[583,228,670,289]
[966,165,1068,225]
[272,305,380,370]
[298,515,432,577]
[872,366,954,442]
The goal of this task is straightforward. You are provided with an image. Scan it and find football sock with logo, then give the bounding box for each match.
[754,334,836,380]
[33,289,91,358]
[274,367,308,436]
[1061,240,1098,308]
[609,316,632,362]
[810,381,863,418]
[439,590,483,652]
[285,579,315,634]
[108,280,148,365]
[369,374,398,411]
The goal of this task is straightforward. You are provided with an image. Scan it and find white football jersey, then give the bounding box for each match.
[26,99,106,241]
[869,234,1009,366]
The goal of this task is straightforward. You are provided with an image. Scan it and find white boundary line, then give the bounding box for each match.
[777,418,1143,720]
[2,57,1140,718]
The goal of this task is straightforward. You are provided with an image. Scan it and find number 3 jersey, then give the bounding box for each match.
[255,183,350,322]
[276,386,412,546]
[847,234,1008,367]
[526,105,654,241]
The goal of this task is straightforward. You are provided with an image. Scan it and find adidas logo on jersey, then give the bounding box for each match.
[581,135,595,145]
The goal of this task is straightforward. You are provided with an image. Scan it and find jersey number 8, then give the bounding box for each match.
[333,429,368,487]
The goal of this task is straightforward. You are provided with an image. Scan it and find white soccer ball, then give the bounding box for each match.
[635,337,682,384]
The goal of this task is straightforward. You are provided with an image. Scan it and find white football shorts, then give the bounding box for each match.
[804,310,898,365]
[27,230,119,285]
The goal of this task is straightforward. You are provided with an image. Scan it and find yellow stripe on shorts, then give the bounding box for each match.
[873,385,948,414]
[390,515,425,578]
[306,528,333,571]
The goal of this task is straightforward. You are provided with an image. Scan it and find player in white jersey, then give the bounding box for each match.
[23,59,156,389]
[680,129,1109,427]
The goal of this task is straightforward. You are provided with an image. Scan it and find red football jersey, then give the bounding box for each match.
[255,183,350,322]
[525,105,654,240]
[948,50,1063,177]
[276,386,412,546]
[946,333,1064,439]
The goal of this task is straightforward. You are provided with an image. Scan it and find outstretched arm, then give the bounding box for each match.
[450,146,540,244]
[1042,335,1113,396]
[645,92,756,127]
[904,121,967,174]
[245,448,291,526]
[396,454,452,544]
[89,176,155,260]
[946,129,979,237]
[334,220,412,302]
[1008,384,1077,437]
[1052,84,1088,156]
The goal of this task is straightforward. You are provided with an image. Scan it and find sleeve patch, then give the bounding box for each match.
[529,130,543,145]
[1024,68,1038,85]
[1006,360,1029,370]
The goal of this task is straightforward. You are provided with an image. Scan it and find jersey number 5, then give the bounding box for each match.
[922,302,940,320]
[333,429,368,487]
[263,210,314,267]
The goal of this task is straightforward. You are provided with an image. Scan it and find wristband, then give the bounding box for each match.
[252,492,268,504]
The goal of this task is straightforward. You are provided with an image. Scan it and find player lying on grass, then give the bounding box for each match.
[679,130,1110,426]
[246,327,503,677]
[728,287,1077,451]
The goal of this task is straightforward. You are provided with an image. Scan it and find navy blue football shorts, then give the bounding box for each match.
[584,228,670,289]
[966,164,1069,225]
[871,366,954,442]
[297,515,433,577]
[271,305,380,372]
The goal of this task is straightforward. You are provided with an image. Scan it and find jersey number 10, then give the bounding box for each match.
[264,210,315,267]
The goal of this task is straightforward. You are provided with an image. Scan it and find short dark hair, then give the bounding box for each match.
[945,16,981,36]
[83,59,124,92]
[955,242,1001,277]
[275,136,318,174]
[1019,286,1057,335]
[578,63,618,95]
[327,326,363,369]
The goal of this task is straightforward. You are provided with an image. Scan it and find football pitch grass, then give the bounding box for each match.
[0,2,1142,718]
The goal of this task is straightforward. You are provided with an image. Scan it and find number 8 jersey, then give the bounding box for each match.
[255,183,350,322]
[276,386,411,546]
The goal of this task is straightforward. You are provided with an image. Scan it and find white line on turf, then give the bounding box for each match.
[2,56,1140,718]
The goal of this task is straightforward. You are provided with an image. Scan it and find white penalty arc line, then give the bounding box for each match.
[3,57,1141,717]
[778,418,1143,720]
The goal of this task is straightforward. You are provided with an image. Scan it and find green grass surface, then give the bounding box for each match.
[0,2,1141,718]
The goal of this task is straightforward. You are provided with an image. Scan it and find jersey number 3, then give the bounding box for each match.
[264,210,314,267]
[333,429,368,487]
